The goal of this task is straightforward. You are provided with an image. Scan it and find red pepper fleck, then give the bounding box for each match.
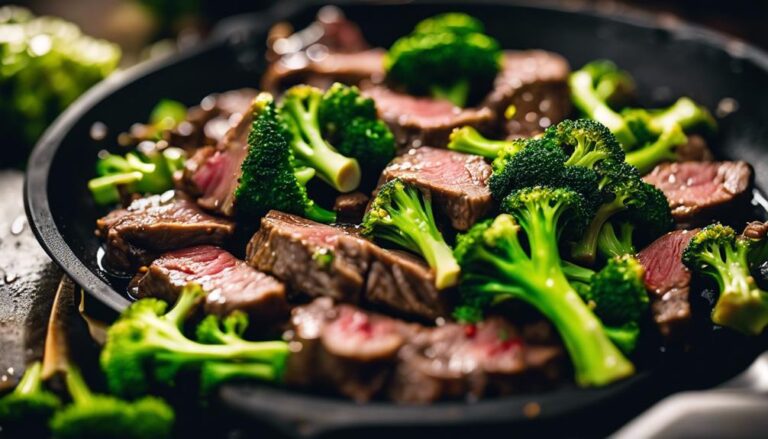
[464,324,477,338]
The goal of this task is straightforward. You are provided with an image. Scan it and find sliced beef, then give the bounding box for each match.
[637,229,699,339]
[675,135,714,162]
[284,299,563,403]
[378,147,493,230]
[246,211,445,320]
[333,191,369,224]
[130,245,288,323]
[482,50,571,139]
[262,49,385,96]
[643,161,753,226]
[96,192,235,271]
[181,99,256,217]
[363,85,494,149]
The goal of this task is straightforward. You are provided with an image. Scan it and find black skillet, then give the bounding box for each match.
[24,0,768,437]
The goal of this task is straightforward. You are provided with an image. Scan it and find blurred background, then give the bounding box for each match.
[2,0,767,165]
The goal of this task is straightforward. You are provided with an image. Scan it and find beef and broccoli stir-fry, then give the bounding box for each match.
[84,10,768,403]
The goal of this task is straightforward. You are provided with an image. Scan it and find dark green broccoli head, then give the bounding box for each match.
[318,82,377,137]
[335,117,395,174]
[0,362,61,431]
[196,311,249,345]
[682,224,739,271]
[414,12,485,35]
[587,255,649,326]
[544,119,625,168]
[501,185,590,240]
[236,92,336,223]
[385,30,501,107]
[489,138,567,200]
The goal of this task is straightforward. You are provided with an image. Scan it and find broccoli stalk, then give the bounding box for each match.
[683,224,768,335]
[625,123,688,174]
[100,283,290,398]
[447,126,522,159]
[363,178,460,289]
[597,221,636,259]
[643,97,717,135]
[50,366,174,439]
[456,188,635,387]
[280,85,361,193]
[235,92,337,223]
[0,362,61,430]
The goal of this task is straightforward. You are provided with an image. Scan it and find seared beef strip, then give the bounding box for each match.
[363,85,494,150]
[643,161,753,226]
[130,245,288,323]
[96,192,234,271]
[284,298,563,403]
[637,229,699,339]
[181,99,257,217]
[378,147,493,230]
[333,191,370,224]
[482,50,571,138]
[246,211,446,320]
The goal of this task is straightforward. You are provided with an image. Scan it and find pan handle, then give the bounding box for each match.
[612,352,768,438]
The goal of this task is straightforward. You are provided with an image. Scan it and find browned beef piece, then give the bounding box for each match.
[283,298,407,402]
[246,211,445,320]
[181,99,257,217]
[333,191,369,224]
[378,147,493,230]
[643,161,753,226]
[96,193,235,271]
[363,85,494,149]
[482,50,571,139]
[130,245,288,323]
[743,221,768,240]
[637,229,699,339]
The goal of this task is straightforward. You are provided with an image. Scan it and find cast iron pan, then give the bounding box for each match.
[24,0,768,437]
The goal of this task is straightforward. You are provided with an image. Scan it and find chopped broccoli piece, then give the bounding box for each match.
[625,123,688,174]
[603,322,641,355]
[385,14,501,107]
[447,126,523,159]
[235,92,337,223]
[597,221,637,259]
[318,82,378,135]
[362,178,460,289]
[683,224,768,335]
[488,138,568,201]
[280,85,362,193]
[544,119,625,168]
[149,99,187,133]
[200,362,281,396]
[0,362,61,432]
[586,255,649,326]
[49,366,174,439]
[100,283,290,397]
[455,189,635,386]
[414,12,485,35]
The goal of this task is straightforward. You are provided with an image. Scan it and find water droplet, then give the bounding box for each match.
[10,216,26,235]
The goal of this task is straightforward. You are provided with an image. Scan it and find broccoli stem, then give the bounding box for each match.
[571,198,626,265]
[569,71,638,148]
[651,97,716,133]
[12,362,45,397]
[430,79,470,107]
[201,362,280,395]
[283,98,361,193]
[63,367,95,406]
[447,126,512,158]
[702,242,768,335]
[625,124,687,174]
[597,222,636,259]
[304,203,338,224]
[87,171,143,205]
[562,260,596,285]
[293,167,315,186]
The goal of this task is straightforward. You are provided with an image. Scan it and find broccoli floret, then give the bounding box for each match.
[571,160,672,265]
[318,83,377,133]
[280,85,362,193]
[603,323,641,355]
[488,138,567,200]
[362,178,460,289]
[587,255,649,326]
[100,284,290,397]
[683,224,768,335]
[630,97,717,136]
[235,92,337,223]
[544,119,625,168]
[569,61,639,147]
[455,189,635,386]
[0,362,61,432]
[625,123,688,174]
[385,15,501,107]
[597,221,636,259]
[49,366,174,439]
[414,12,484,35]
[447,126,523,159]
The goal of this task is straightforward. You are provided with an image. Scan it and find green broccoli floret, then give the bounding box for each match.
[362,178,460,289]
[100,283,290,398]
[586,255,649,326]
[683,224,768,335]
[447,126,524,159]
[488,138,568,200]
[626,97,717,137]
[280,85,362,193]
[413,12,484,35]
[603,323,641,355]
[569,60,639,147]
[318,82,378,133]
[544,119,625,168]
[625,123,688,174]
[385,15,501,107]
[455,189,635,387]
[49,366,174,439]
[571,160,672,265]
[0,362,61,432]
[597,221,636,259]
[235,92,337,223]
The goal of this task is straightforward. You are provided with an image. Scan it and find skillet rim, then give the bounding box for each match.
[23,0,768,434]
